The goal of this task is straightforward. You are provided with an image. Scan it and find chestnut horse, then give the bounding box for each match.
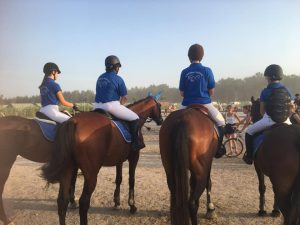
[42,96,163,225]
[0,116,79,225]
[250,97,300,225]
[159,106,218,225]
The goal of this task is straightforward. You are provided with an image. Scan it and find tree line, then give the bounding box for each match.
[1,73,300,104]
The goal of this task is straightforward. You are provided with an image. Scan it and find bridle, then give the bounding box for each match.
[139,98,162,129]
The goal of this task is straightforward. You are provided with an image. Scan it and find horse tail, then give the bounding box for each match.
[42,120,76,184]
[170,121,190,225]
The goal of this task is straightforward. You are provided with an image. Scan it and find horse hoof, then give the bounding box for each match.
[130,205,137,214]
[206,210,217,219]
[258,210,267,217]
[271,210,280,217]
[113,205,121,210]
[6,222,15,225]
[68,201,78,209]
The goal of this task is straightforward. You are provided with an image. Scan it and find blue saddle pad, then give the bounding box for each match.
[253,133,265,158]
[112,120,132,143]
[34,118,57,142]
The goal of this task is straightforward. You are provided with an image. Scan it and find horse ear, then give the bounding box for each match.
[154,91,162,100]
[251,96,255,103]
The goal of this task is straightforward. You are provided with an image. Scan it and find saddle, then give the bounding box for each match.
[92,109,133,143]
[187,104,220,136]
[92,108,117,121]
[187,104,209,116]
[187,104,223,158]
[253,123,289,158]
[34,112,57,142]
[35,110,73,123]
[35,111,54,122]
[34,111,73,142]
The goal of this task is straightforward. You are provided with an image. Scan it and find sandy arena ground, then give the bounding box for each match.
[2,121,283,225]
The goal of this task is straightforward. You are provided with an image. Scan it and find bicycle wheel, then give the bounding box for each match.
[224,138,244,157]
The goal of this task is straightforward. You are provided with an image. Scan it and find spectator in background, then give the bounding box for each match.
[239,105,252,133]
[294,93,300,113]
[224,104,241,155]
[289,102,300,124]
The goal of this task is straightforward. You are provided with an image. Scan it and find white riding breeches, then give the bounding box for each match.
[94,101,139,121]
[39,105,71,123]
[246,113,291,135]
[181,103,225,126]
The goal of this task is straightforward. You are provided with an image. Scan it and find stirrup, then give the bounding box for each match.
[215,145,226,158]
[242,153,253,165]
[131,142,145,151]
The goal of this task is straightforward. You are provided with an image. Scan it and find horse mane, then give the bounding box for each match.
[250,96,263,123]
[126,96,152,108]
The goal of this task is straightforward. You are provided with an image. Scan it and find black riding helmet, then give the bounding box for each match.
[264,64,283,81]
[43,62,61,75]
[105,55,122,69]
[188,44,204,62]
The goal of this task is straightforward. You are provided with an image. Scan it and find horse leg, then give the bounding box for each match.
[68,167,78,209]
[189,173,206,225]
[113,164,123,209]
[79,173,98,225]
[0,156,16,225]
[128,152,140,214]
[57,166,74,225]
[271,194,281,217]
[273,190,292,225]
[205,175,216,219]
[255,167,267,216]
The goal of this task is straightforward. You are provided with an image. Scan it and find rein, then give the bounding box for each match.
[128,96,161,130]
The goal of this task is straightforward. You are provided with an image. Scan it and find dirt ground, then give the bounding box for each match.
[2,122,283,225]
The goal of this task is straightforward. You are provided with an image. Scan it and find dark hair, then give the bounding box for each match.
[188,44,204,61]
[39,75,48,89]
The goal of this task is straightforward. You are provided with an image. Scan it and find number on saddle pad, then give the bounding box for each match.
[265,87,291,123]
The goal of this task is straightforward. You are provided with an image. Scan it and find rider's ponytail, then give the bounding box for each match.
[39,75,48,89]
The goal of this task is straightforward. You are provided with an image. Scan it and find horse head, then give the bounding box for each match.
[128,96,163,126]
[250,96,262,123]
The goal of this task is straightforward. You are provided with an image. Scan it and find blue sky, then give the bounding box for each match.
[0,0,300,97]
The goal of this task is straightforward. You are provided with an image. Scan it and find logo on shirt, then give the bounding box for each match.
[186,72,203,82]
[98,78,111,88]
[40,86,49,96]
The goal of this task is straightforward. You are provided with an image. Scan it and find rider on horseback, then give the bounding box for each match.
[39,62,78,123]
[243,64,292,165]
[94,55,144,151]
[179,44,226,157]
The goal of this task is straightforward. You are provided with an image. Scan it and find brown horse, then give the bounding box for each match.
[0,116,78,225]
[42,96,163,225]
[250,97,300,225]
[159,106,218,225]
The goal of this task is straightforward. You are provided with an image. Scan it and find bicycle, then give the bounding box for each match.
[223,130,244,157]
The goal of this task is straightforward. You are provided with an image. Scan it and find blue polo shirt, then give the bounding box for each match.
[260,82,292,102]
[179,63,215,106]
[40,78,62,106]
[95,71,127,103]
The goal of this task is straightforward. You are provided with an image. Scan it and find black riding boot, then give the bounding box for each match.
[129,119,145,151]
[243,133,254,165]
[215,126,226,158]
